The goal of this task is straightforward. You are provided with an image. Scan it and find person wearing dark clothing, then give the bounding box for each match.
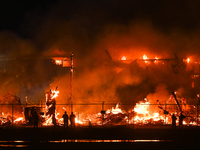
[70,112,76,128]
[62,111,68,128]
[179,112,185,129]
[33,112,39,128]
[172,113,177,129]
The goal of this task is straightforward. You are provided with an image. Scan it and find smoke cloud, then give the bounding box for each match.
[0,0,200,114]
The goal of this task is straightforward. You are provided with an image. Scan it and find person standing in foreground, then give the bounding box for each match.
[172,113,177,129]
[179,112,185,129]
[62,111,68,128]
[70,112,76,128]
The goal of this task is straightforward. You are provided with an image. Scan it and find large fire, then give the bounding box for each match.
[0,75,198,127]
[0,92,198,127]
[0,54,198,127]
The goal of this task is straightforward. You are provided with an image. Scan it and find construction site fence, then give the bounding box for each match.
[1,103,200,126]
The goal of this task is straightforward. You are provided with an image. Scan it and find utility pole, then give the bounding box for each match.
[70,52,74,113]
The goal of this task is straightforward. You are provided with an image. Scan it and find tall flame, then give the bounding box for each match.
[51,90,59,99]
[107,104,123,114]
[186,58,190,63]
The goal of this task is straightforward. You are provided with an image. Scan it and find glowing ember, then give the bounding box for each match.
[143,54,149,64]
[75,118,83,124]
[43,115,53,126]
[51,90,59,99]
[184,58,191,64]
[186,58,190,63]
[55,60,62,65]
[154,57,159,63]
[143,54,148,60]
[107,104,123,114]
[131,100,168,125]
[121,56,126,60]
[14,117,24,123]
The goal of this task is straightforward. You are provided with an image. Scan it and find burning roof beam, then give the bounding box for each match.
[172,92,182,112]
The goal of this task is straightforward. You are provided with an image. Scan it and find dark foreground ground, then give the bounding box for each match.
[0,125,200,149]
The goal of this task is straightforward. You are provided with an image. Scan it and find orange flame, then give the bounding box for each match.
[143,54,149,64]
[134,101,150,115]
[14,117,24,123]
[154,57,159,63]
[132,100,166,124]
[121,56,126,60]
[107,104,124,114]
[55,60,62,65]
[51,90,59,99]
[186,58,190,63]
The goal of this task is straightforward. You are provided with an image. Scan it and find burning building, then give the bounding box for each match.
[0,50,199,128]
[0,0,200,128]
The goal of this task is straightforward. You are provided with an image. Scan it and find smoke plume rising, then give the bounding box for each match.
[0,0,200,114]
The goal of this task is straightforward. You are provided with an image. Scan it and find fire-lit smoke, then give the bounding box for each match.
[0,0,200,117]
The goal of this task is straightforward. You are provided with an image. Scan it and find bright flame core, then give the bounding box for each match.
[51,90,59,99]
[186,58,190,63]
[143,54,150,64]
[134,101,150,115]
[121,56,126,60]
[55,60,62,65]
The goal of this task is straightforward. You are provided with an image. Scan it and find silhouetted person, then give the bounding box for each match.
[172,113,177,129]
[33,112,39,128]
[70,112,76,128]
[179,113,185,129]
[62,111,68,128]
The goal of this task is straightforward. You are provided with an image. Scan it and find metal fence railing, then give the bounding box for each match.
[0,103,199,126]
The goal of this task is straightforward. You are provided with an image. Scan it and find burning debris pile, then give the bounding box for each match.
[80,92,199,127]
[0,94,23,125]
[0,89,198,127]
[0,87,61,126]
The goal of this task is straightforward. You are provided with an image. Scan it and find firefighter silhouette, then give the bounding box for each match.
[70,112,76,128]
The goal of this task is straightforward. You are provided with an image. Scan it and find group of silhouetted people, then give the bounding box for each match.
[32,111,75,128]
[171,113,185,129]
[62,111,76,128]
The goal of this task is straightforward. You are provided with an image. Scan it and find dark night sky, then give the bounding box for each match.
[1,0,200,58]
[1,0,200,35]
[0,0,55,32]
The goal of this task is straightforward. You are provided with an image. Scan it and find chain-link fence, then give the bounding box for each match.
[0,103,199,127]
